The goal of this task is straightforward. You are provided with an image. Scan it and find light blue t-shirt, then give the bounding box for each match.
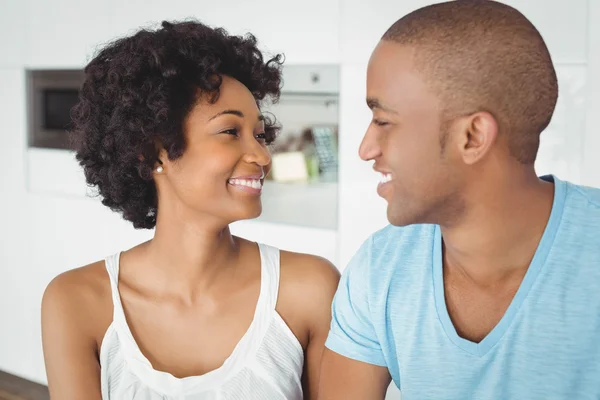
[326,176,600,399]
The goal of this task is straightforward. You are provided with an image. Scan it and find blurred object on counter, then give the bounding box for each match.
[311,125,338,181]
[269,125,338,183]
[271,151,309,182]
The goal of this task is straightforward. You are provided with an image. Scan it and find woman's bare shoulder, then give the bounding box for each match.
[278,250,340,333]
[42,260,112,341]
[279,250,340,295]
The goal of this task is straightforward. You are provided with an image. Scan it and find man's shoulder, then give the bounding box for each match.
[567,181,600,212]
[369,223,437,263]
[351,223,437,280]
[371,223,436,248]
[562,180,600,239]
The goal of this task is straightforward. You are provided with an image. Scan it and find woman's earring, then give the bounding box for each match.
[156,166,163,173]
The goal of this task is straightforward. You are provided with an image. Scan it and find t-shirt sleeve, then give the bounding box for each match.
[325,236,387,367]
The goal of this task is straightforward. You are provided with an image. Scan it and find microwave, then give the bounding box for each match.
[27,69,85,150]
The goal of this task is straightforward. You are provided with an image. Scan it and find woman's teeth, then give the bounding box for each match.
[380,173,393,184]
[228,179,263,189]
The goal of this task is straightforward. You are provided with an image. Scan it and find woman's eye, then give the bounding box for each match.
[222,128,239,136]
[255,132,267,142]
[373,119,389,127]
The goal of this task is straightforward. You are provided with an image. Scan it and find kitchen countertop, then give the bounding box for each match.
[256,180,338,230]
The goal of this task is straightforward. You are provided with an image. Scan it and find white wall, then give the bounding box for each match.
[0,2,598,399]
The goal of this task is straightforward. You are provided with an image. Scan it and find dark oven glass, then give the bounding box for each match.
[42,89,79,130]
[28,69,84,150]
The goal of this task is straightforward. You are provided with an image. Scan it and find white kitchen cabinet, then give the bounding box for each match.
[502,0,589,64]
[536,65,588,185]
[24,0,117,68]
[111,0,341,64]
[0,0,26,67]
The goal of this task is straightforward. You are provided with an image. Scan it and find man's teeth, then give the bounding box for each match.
[380,173,393,183]
[229,179,263,189]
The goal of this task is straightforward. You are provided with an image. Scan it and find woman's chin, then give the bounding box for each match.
[229,204,263,223]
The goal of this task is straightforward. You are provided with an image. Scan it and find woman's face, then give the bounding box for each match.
[156,76,272,225]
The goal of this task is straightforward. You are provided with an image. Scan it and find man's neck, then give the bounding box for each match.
[440,173,555,285]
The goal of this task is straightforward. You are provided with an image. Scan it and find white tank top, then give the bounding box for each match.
[99,243,304,399]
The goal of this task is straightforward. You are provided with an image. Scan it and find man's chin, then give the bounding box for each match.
[387,207,417,227]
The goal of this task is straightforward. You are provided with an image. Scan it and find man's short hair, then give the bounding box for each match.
[383,0,558,164]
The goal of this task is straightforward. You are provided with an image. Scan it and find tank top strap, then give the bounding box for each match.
[104,253,127,325]
[256,243,281,313]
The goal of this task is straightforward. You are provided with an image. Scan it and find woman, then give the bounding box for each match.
[41,20,340,400]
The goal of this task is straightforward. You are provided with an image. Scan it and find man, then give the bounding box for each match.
[319,1,600,399]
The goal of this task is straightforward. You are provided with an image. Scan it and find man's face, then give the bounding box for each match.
[359,41,464,226]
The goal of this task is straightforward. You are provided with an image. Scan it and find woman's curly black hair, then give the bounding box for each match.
[70,20,283,229]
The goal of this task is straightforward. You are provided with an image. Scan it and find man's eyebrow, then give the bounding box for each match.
[366,97,398,114]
